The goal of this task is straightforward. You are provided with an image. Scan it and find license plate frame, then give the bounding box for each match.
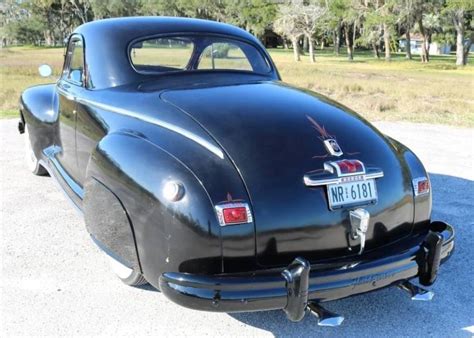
[327,179,378,210]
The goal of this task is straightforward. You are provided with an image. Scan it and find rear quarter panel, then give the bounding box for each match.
[20,84,59,161]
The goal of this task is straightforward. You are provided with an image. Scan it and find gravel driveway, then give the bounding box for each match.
[1,119,473,337]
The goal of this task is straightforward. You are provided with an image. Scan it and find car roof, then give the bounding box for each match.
[75,16,260,44]
[73,17,271,90]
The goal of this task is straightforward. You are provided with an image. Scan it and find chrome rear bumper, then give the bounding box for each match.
[159,222,454,322]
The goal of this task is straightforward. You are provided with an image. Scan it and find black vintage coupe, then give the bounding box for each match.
[19,17,454,325]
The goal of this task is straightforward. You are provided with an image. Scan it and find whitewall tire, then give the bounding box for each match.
[108,255,148,286]
[24,125,47,175]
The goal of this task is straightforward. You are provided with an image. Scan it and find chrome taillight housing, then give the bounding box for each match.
[215,202,253,226]
[412,176,430,196]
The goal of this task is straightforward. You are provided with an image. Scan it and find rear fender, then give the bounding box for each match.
[84,131,222,288]
[20,84,59,160]
[387,137,431,233]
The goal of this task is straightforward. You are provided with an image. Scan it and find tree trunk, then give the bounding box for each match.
[372,43,380,58]
[298,37,305,55]
[456,29,465,66]
[383,22,391,61]
[321,40,325,50]
[303,36,309,52]
[352,22,357,48]
[418,18,429,63]
[344,24,353,60]
[405,29,412,60]
[453,10,465,66]
[335,21,341,55]
[463,38,471,65]
[308,36,315,63]
[44,31,53,47]
[292,37,300,62]
[283,40,289,49]
[423,34,430,62]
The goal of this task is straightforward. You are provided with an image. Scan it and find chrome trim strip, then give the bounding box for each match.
[75,97,225,159]
[57,87,76,101]
[304,171,384,187]
[43,146,84,199]
[364,172,385,179]
[214,202,253,226]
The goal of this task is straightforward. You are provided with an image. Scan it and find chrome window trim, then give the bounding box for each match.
[62,34,86,87]
[127,32,273,76]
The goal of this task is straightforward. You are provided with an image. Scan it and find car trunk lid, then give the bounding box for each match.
[161,81,415,267]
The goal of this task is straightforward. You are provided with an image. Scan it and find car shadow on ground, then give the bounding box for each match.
[135,283,159,292]
[228,173,474,337]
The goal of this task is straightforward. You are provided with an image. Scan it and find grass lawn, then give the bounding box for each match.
[1,46,473,127]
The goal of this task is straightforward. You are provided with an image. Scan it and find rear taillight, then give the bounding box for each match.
[413,177,430,196]
[326,159,365,176]
[215,202,253,226]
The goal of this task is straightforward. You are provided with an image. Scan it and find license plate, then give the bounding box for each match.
[327,179,377,210]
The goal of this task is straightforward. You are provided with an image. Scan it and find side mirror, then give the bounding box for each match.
[38,64,53,77]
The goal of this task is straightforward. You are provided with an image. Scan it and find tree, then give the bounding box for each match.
[274,5,303,62]
[297,2,326,63]
[328,0,361,60]
[89,0,143,20]
[274,1,326,63]
[445,0,474,66]
[359,0,396,62]
[395,0,418,60]
[69,0,93,24]
[358,11,383,58]
[380,1,397,61]
[140,0,183,16]
[418,13,441,62]
[412,0,443,63]
[24,0,57,46]
[223,0,277,38]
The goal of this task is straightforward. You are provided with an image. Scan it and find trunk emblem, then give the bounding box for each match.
[306,115,345,158]
[349,208,370,255]
[324,139,343,157]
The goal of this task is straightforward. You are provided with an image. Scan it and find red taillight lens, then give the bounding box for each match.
[215,202,253,226]
[418,180,430,194]
[333,159,365,175]
[413,177,430,196]
[223,207,248,224]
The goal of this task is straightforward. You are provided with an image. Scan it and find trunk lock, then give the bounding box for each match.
[349,208,370,255]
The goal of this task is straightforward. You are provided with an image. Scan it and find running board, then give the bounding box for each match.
[307,302,344,326]
[398,280,434,301]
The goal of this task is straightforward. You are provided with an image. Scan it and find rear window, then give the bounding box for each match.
[130,35,271,75]
[198,42,253,71]
[131,37,194,71]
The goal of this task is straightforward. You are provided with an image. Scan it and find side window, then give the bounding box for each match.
[63,38,84,85]
[198,42,253,71]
